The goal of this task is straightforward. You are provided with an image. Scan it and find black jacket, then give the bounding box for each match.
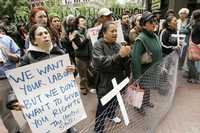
[160,28,177,55]
[191,22,200,44]
[121,23,130,43]
[20,46,64,66]
[92,38,130,98]
[73,29,92,60]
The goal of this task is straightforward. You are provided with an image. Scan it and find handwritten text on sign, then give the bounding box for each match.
[5,54,87,133]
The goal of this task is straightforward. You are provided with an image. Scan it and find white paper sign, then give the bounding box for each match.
[88,20,125,46]
[88,24,102,46]
[115,20,125,44]
[5,54,87,133]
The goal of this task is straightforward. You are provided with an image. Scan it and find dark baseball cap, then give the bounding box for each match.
[140,11,155,26]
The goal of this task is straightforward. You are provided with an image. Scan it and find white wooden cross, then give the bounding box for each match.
[171,32,186,57]
[100,77,130,126]
[171,32,186,47]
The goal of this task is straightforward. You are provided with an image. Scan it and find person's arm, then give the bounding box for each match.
[131,40,145,80]
[92,41,130,71]
[160,30,171,48]
[8,37,20,62]
[1,37,20,62]
[93,42,122,71]
[6,51,19,62]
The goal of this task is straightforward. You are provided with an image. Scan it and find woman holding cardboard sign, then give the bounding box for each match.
[16,24,76,133]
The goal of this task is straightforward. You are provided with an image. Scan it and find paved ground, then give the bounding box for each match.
[156,72,200,133]
[0,71,200,133]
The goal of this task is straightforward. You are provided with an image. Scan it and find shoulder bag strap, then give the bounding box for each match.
[136,37,152,55]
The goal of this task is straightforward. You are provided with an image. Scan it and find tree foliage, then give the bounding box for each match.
[0,0,142,24]
[0,0,29,22]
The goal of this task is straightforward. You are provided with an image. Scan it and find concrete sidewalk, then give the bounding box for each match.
[156,72,200,133]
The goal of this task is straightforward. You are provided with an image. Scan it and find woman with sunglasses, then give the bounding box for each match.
[131,11,162,115]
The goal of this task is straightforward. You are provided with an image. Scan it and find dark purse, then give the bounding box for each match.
[136,38,153,64]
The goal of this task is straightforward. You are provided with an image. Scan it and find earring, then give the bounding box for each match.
[34,42,38,46]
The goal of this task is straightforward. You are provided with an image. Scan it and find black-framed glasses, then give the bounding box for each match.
[149,19,158,24]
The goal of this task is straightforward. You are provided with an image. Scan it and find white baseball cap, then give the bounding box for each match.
[98,8,113,17]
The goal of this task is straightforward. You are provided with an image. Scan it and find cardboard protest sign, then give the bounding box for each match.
[88,20,125,45]
[88,24,102,45]
[5,54,87,133]
[115,20,125,44]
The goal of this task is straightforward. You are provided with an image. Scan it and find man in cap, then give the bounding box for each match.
[94,8,113,26]
[121,12,130,43]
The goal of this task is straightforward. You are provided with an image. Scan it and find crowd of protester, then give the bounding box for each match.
[0,5,200,133]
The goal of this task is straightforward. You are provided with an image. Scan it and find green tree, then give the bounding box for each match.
[15,0,29,22]
[0,0,29,22]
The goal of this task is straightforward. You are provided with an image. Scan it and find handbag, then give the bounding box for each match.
[137,38,153,64]
[126,82,144,108]
[188,35,200,61]
[141,51,153,64]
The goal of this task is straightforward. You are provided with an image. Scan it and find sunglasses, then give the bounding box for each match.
[148,19,157,24]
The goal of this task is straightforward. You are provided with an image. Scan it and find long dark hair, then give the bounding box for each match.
[190,10,200,44]
[49,16,62,37]
[162,15,176,29]
[191,9,200,26]
[74,15,86,30]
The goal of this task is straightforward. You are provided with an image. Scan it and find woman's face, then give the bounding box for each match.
[78,18,87,29]
[135,16,142,28]
[143,19,157,32]
[51,17,61,30]
[34,26,51,48]
[103,23,117,43]
[34,11,48,27]
[168,17,177,30]
[179,12,188,20]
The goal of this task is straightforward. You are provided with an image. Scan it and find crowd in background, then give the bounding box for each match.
[0,5,200,133]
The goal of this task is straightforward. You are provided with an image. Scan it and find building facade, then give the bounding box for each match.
[149,0,200,16]
[168,0,200,15]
